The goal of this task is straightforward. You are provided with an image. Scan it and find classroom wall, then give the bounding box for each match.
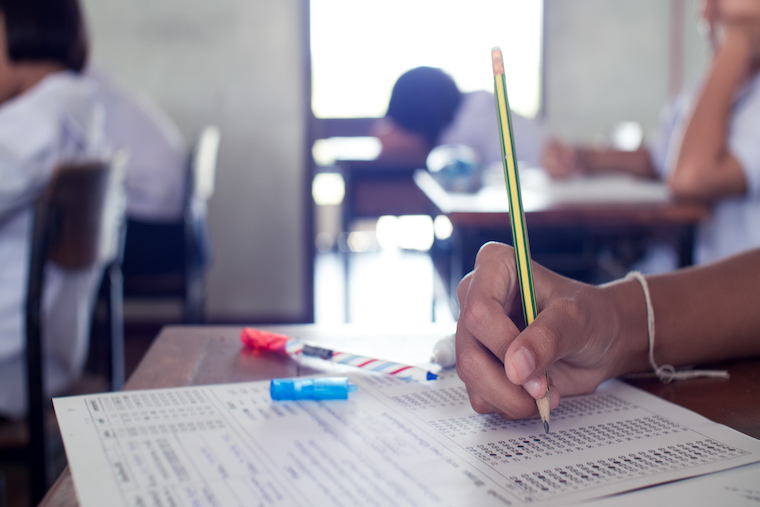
[82,0,310,322]
[544,0,710,143]
[79,0,711,323]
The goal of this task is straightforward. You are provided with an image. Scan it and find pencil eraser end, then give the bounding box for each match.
[491,47,504,75]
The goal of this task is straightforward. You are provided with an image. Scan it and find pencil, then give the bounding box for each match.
[491,47,551,434]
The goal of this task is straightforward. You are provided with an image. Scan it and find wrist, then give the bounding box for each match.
[599,276,651,378]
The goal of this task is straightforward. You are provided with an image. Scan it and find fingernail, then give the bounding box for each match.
[524,377,544,398]
[510,347,536,383]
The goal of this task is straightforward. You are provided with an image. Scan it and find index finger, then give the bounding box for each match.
[458,242,523,363]
[456,264,543,419]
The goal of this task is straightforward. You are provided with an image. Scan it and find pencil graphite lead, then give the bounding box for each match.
[536,374,551,434]
[537,392,551,434]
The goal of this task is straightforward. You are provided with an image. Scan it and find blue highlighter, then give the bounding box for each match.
[270,377,357,401]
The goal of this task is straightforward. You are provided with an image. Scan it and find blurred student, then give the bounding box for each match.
[87,68,189,275]
[0,0,108,419]
[87,67,187,223]
[455,241,760,420]
[373,66,545,168]
[542,0,760,269]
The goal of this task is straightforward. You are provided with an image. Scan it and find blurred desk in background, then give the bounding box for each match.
[337,159,427,234]
[415,169,710,310]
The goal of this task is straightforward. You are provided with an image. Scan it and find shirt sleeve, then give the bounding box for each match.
[728,81,760,199]
[647,96,685,180]
[0,99,59,220]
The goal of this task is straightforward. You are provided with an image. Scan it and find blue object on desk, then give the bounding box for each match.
[270,377,358,401]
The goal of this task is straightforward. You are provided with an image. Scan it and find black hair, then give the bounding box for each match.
[0,0,88,72]
[385,67,462,147]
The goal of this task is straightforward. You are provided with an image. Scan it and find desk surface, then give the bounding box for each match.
[415,169,710,228]
[41,325,760,506]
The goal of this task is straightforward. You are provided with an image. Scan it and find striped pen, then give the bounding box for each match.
[240,328,438,381]
[300,344,438,381]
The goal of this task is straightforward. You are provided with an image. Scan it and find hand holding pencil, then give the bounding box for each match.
[456,50,636,425]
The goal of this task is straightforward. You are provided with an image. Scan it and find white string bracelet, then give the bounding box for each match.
[624,271,729,384]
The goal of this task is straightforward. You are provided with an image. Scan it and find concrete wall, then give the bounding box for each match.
[82,0,310,322]
[544,0,710,143]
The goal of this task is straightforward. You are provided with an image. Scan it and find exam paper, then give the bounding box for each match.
[54,372,760,506]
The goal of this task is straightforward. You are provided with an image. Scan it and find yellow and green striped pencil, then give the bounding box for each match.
[491,46,551,434]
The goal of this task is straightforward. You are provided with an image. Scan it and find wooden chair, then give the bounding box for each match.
[337,159,430,238]
[0,159,126,505]
[122,125,221,324]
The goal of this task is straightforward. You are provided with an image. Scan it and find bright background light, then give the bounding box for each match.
[312,172,345,205]
[311,0,543,119]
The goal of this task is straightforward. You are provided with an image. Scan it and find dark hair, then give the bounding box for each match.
[0,0,88,72]
[385,67,462,147]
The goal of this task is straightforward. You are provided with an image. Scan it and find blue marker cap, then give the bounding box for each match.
[270,377,358,401]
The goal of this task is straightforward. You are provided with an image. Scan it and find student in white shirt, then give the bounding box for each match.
[373,66,546,168]
[87,67,187,223]
[0,0,108,419]
[86,67,190,277]
[542,0,760,269]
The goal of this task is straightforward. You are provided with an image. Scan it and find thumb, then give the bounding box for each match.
[503,302,578,398]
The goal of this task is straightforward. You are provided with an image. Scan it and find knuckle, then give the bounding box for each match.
[528,321,561,365]
[558,295,590,330]
[455,342,479,385]
[460,298,491,337]
[476,241,507,265]
[456,272,472,304]
[470,400,492,415]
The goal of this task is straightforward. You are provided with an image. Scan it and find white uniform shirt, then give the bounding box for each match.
[439,90,546,168]
[88,68,187,222]
[649,71,760,266]
[0,71,108,419]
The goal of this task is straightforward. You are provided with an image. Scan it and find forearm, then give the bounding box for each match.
[602,249,760,378]
[650,249,760,365]
[670,29,751,200]
[577,148,657,179]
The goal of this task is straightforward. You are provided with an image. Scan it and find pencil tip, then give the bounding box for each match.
[543,420,550,434]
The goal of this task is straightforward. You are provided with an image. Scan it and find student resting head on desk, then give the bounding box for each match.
[541,0,760,270]
[0,0,108,420]
[455,241,760,420]
[373,66,546,169]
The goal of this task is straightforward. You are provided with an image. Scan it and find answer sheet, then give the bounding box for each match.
[54,371,760,506]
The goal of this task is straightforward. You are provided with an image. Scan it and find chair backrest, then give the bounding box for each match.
[45,161,126,268]
[24,158,126,503]
[188,125,221,207]
[183,126,220,323]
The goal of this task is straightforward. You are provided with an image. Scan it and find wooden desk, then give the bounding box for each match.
[41,325,759,506]
[415,169,709,229]
[415,170,711,306]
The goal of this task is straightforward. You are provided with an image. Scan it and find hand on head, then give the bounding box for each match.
[541,138,583,179]
[455,242,643,420]
[705,0,760,64]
